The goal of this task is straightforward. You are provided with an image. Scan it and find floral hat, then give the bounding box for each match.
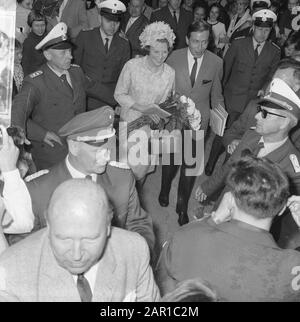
[139,21,176,49]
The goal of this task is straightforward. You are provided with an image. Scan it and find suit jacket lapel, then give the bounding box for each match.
[247,38,256,63]
[95,29,107,56]
[181,48,192,90]
[69,68,79,103]
[265,139,291,164]
[93,242,118,302]
[38,233,81,302]
[193,51,209,89]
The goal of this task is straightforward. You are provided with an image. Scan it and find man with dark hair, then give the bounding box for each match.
[158,21,224,226]
[157,156,300,301]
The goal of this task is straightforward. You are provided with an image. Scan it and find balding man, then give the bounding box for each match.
[0,179,160,302]
[120,0,149,57]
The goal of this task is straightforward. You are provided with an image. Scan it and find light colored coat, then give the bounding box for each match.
[0,227,160,302]
[166,48,224,133]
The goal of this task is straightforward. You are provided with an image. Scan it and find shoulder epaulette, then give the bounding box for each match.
[289,154,300,173]
[82,27,93,31]
[71,64,80,68]
[109,161,130,170]
[29,70,43,78]
[119,32,128,41]
[271,42,280,50]
[25,169,49,182]
[233,36,246,41]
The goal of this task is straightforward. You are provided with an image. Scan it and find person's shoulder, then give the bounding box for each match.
[0,229,47,262]
[110,227,149,253]
[231,35,247,44]
[205,49,223,64]
[106,163,133,181]
[267,40,281,52]
[28,70,44,80]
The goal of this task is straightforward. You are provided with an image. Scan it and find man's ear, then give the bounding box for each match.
[68,140,79,156]
[43,49,51,61]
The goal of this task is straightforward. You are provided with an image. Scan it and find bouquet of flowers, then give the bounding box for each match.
[127,93,201,134]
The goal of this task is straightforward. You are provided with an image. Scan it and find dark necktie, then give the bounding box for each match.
[252,141,265,156]
[104,37,109,53]
[77,274,93,302]
[254,43,261,61]
[190,57,198,87]
[173,11,178,27]
[60,74,73,97]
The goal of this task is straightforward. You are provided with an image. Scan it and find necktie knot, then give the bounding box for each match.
[77,273,93,302]
[173,10,178,25]
[104,37,109,53]
[60,74,73,96]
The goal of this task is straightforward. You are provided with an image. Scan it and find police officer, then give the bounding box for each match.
[12,22,87,170]
[74,0,131,110]
[205,9,281,176]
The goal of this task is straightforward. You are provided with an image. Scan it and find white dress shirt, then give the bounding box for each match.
[187,48,204,82]
[47,63,73,88]
[257,137,288,158]
[65,156,97,182]
[125,16,139,33]
[100,28,113,51]
[252,37,266,57]
[72,262,100,295]
[2,169,34,234]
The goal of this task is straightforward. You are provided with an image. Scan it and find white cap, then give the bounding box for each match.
[252,9,277,27]
[35,22,72,51]
[97,0,126,21]
[260,78,300,119]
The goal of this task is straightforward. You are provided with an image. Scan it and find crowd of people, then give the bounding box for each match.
[1,0,300,301]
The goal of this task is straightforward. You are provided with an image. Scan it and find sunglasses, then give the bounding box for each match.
[256,105,287,119]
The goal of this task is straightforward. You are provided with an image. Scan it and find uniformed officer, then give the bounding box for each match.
[205,9,281,176]
[23,107,155,252]
[197,77,300,211]
[74,0,131,110]
[11,22,87,170]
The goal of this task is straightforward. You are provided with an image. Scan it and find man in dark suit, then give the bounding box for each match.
[158,21,224,226]
[150,0,193,49]
[24,107,155,252]
[74,0,131,110]
[11,22,87,170]
[157,155,300,301]
[121,0,149,57]
[205,9,281,176]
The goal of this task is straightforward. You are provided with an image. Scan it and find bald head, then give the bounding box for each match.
[47,179,111,224]
[47,179,112,275]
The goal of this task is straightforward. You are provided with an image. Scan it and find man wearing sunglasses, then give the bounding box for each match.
[3,107,155,252]
[195,78,300,247]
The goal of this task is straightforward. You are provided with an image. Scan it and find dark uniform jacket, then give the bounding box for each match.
[121,13,149,58]
[11,64,87,170]
[26,160,155,251]
[203,129,300,198]
[223,36,280,114]
[150,6,193,50]
[157,217,300,301]
[74,28,131,110]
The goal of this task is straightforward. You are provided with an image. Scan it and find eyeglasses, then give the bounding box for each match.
[256,105,287,119]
